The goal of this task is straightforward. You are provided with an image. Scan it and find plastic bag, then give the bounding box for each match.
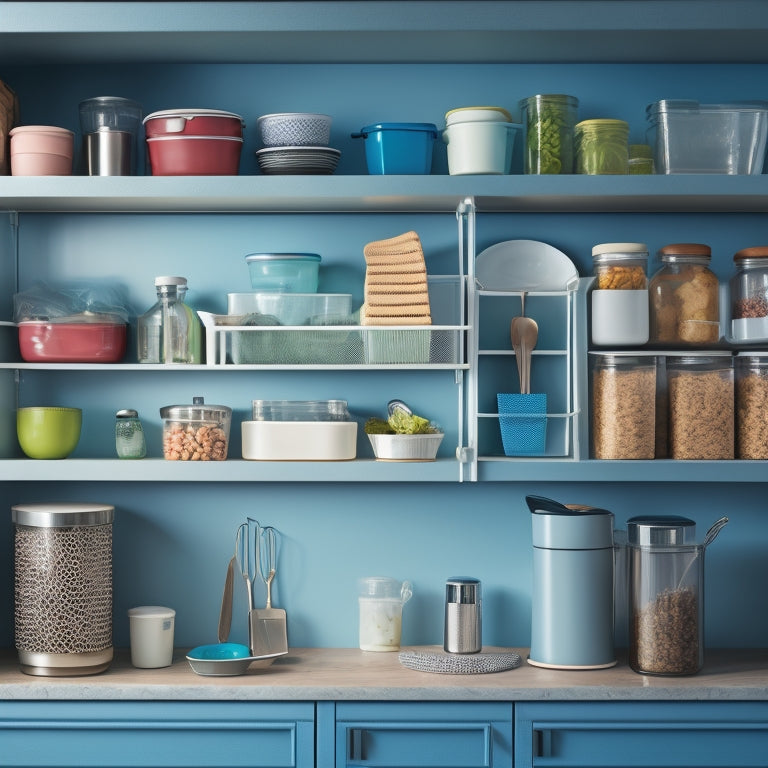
[14,282,131,324]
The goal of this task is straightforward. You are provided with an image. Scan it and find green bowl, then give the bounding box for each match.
[17,406,82,459]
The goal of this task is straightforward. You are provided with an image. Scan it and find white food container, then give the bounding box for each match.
[241,420,357,461]
[367,432,444,461]
[442,121,519,175]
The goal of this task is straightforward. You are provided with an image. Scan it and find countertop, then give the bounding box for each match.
[2,647,768,701]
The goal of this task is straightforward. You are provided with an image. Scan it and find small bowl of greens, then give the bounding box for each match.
[365,400,443,461]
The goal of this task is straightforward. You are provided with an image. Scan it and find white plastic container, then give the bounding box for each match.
[127,606,175,669]
[227,292,353,324]
[241,420,357,460]
[442,121,519,175]
[444,106,513,126]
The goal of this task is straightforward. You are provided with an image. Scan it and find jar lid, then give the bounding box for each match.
[592,242,649,262]
[116,409,139,418]
[128,606,175,619]
[155,275,187,287]
[445,577,481,604]
[629,143,653,159]
[12,502,114,528]
[627,515,696,547]
[160,397,232,422]
[444,106,513,122]
[658,243,711,259]
[734,246,768,261]
[575,118,629,132]
[518,94,579,108]
[245,253,321,263]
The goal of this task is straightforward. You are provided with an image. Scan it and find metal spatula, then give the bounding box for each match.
[250,525,288,656]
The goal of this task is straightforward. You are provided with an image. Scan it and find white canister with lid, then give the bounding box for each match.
[591,242,650,346]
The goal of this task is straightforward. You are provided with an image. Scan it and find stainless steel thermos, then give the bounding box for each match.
[526,495,616,670]
[444,577,482,653]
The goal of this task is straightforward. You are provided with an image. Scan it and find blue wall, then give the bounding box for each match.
[1,60,768,653]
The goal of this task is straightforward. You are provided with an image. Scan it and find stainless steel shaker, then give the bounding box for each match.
[444,577,482,653]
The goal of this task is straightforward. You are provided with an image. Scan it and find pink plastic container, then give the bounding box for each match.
[146,135,243,175]
[18,320,127,363]
[10,125,74,176]
[143,109,244,138]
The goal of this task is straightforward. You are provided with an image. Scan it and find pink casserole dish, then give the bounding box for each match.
[18,318,127,362]
[146,135,243,175]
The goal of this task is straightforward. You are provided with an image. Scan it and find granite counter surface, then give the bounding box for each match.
[1,647,767,702]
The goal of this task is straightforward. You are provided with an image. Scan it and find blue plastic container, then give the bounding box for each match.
[497,393,547,456]
[352,122,438,174]
[245,253,321,292]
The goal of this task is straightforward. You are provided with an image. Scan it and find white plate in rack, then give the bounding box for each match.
[475,239,579,292]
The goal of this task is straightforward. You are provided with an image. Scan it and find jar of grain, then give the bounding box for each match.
[666,353,734,460]
[735,353,768,459]
[627,515,703,676]
[591,353,657,459]
[648,243,720,346]
[591,242,649,346]
[729,246,768,343]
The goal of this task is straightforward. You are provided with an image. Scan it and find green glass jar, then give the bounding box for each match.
[519,94,578,174]
[629,143,655,174]
[575,119,629,174]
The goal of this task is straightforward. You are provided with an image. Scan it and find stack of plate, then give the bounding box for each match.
[255,146,341,175]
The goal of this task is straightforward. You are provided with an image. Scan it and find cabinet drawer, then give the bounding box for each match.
[335,702,512,768]
[516,702,768,768]
[0,701,315,768]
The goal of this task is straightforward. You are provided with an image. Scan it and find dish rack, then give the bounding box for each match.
[199,275,466,367]
[466,279,589,477]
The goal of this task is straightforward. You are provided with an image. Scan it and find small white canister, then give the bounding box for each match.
[591,242,650,346]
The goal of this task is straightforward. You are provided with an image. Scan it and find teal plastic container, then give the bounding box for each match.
[352,122,438,174]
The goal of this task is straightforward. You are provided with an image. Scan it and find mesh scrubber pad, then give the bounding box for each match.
[398,650,522,674]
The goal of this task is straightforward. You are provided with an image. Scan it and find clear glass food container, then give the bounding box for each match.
[735,353,768,459]
[160,396,232,461]
[666,353,733,460]
[519,94,578,174]
[574,118,629,174]
[729,246,768,343]
[649,243,720,346]
[591,353,657,459]
[628,515,703,676]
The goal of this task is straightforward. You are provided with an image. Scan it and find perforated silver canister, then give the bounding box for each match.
[12,503,114,676]
[444,577,482,654]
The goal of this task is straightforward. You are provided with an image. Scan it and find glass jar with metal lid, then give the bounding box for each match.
[627,515,702,676]
[735,352,768,459]
[574,118,629,174]
[649,243,719,345]
[666,352,733,460]
[591,242,649,345]
[729,246,768,343]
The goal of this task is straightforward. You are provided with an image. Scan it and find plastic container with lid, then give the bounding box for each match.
[245,253,321,293]
[160,396,232,461]
[735,353,768,459]
[137,276,202,364]
[591,242,649,346]
[667,353,734,460]
[591,353,657,459]
[251,399,350,421]
[574,118,629,174]
[519,94,579,174]
[649,243,720,346]
[729,246,768,343]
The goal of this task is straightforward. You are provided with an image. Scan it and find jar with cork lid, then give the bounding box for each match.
[648,243,720,346]
[729,246,768,343]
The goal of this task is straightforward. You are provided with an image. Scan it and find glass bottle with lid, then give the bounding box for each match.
[648,243,719,346]
[115,409,146,459]
[518,94,579,174]
[729,246,768,343]
[137,276,202,364]
[574,118,629,175]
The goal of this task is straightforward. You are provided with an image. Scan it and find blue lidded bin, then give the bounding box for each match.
[351,122,438,174]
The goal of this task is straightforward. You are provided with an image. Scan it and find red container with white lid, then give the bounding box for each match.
[143,109,244,137]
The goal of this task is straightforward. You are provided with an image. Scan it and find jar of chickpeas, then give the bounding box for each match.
[591,242,650,346]
[160,396,232,461]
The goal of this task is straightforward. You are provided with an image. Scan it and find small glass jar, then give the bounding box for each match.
[628,516,703,676]
[115,409,146,459]
[519,94,578,174]
[735,353,768,459]
[667,354,733,460]
[574,119,629,174]
[729,246,768,343]
[628,143,655,175]
[591,242,649,346]
[159,396,232,461]
[591,353,657,459]
[649,243,720,346]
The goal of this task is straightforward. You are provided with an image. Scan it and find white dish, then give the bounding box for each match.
[186,645,287,676]
[242,420,357,461]
[475,239,579,292]
[368,432,444,461]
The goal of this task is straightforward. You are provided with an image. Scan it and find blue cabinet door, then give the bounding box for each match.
[332,702,513,768]
[0,701,315,768]
[515,701,768,767]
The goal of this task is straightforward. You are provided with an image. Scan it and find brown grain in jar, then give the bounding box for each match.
[735,353,768,459]
[667,354,733,460]
[592,242,648,290]
[649,243,719,345]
